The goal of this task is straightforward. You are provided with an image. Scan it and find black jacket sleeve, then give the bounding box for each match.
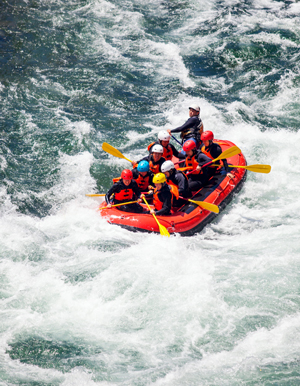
[196,152,212,167]
[174,172,188,196]
[170,143,185,159]
[105,184,117,204]
[210,144,229,172]
[171,117,195,133]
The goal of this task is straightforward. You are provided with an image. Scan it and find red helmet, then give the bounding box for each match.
[201,131,214,141]
[121,169,133,180]
[183,140,196,152]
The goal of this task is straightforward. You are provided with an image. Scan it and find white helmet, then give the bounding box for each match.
[189,104,200,112]
[151,144,164,153]
[158,130,170,141]
[161,160,175,173]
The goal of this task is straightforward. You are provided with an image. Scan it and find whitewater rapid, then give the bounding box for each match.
[1,0,300,384]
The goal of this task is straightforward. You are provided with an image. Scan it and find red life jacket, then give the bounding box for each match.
[114,187,134,201]
[135,173,151,191]
[185,152,200,175]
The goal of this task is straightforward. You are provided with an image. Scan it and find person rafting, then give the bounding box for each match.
[132,160,153,192]
[200,131,233,180]
[146,173,173,216]
[167,104,204,148]
[182,139,212,191]
[105,169,144,213]
[148,131,185,161]
[132,144,166,174]
[161,160,191,206]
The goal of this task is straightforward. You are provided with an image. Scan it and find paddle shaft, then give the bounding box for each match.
[99,200,138,210]
[142,196,170,237]
[171,134,182,147]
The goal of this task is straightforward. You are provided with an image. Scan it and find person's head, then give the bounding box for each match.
[161,160,175,178]
[183,139,197,157]
[189,104,200,117]
[201,131,214,147]
[153,173,166,190]
[151,144,164,162]
[137,160,149,176]
[121,169,133,186]
[158,130,170,148]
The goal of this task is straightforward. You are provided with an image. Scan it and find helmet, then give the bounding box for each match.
[201,131,214,141]
[121,169,133,180]
[137,160,149,173]
[151,144,164,153]
[189,104,200,112]
[153,173,166,184]
[158,130,170,141]
[161,160,175,173]
[183,139,196,152]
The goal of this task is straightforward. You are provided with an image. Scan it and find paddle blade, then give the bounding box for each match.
[229,164,271,173]
[102,142,133,163]
[213,145,241,162]
[189,199,219,213]
[157,221,171,237]
[142,196,170,237]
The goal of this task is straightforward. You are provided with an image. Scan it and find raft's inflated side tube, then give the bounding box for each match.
[99,140,247,236]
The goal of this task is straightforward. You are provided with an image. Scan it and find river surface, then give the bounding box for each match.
[1,0,300,385]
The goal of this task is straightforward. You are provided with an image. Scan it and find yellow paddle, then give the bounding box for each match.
[102,142,133,163]
[179,197,219,213]
[187,146,242,175]
[98,200,138,210]
[203,145,241,166]
[86,194,106,197]
[188,199,219,213]
[228,164,271,173]
[142,196,170,237]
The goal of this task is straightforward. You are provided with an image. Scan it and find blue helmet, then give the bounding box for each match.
[137,160,149,173]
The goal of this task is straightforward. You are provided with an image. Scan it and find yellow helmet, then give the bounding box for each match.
[153,173,166,184]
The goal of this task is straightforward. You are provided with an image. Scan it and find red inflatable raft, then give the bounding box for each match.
[98,140,247,236]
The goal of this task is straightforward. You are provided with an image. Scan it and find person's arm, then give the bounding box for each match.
[222,158,229,173]
[210,145,229,172]
[196,152,212,167]
[131,155,149,168]
[105,184,117,204]
[170,144,185,159]
[170,118,194,133]
[175,173,187,195]
[131,168,139,179]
